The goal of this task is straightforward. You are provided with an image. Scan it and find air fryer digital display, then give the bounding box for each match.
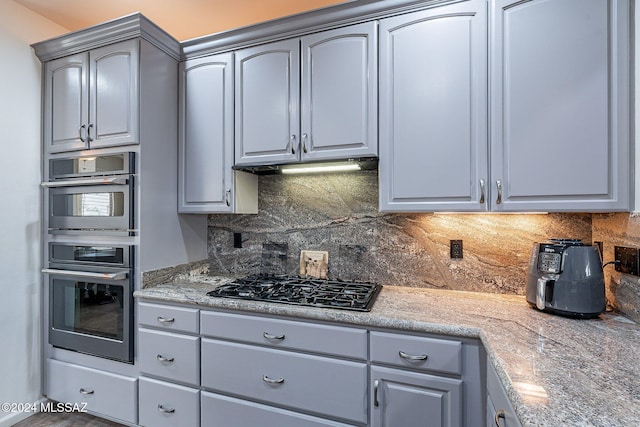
[537,244,563,273]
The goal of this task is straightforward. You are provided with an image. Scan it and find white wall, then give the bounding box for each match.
[0,1,66,425]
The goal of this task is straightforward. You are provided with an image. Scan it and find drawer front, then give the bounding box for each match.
[370,331,462,375]
[201,339,367,424]
[46,359,137,424]
[139,377,199,427]
[200,310,367,359]
[138,302,199,334]
[138,328,200,385]
[201,391,358,427]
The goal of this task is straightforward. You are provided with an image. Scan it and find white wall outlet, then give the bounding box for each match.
[299,250,329,279]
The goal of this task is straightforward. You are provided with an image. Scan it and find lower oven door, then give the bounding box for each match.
[44,264,133,363]
[45,176,134,233]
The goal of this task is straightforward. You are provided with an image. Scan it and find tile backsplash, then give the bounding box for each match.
[207,171,593,294]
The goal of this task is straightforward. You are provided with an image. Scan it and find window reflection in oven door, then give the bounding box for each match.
[45,265,133,363]
[45,176,134,233]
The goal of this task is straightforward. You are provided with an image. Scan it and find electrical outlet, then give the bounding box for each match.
[450,240,463,259]
[614,246,640,276]
[299,250,329,278]
[233,232,242,248]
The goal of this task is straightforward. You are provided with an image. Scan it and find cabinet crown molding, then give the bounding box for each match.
[32,12,180,62]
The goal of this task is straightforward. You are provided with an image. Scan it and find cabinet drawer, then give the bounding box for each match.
[200,311,367,360]
[201,338,367,424]
[138,328,200,385]
[138,302,199,334]
[202,391,358,427]
[139,377,199,427]
[46,359,137,424]
[370,331,462,375]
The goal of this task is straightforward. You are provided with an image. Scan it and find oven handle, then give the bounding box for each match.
[41,177,129,187]
[41,268,128,281]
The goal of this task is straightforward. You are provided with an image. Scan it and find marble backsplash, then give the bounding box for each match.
[592,213,640,322]
[207,171,594,295]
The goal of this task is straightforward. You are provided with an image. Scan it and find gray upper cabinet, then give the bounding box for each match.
[44,39,139,153]
[491,0,631,212]
[235,22,378,166]
[178,53,258,213]
[300,22,378,162]
[379,0,488,212]
[235,39,300,166]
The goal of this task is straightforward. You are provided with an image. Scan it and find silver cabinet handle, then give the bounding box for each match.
[41,268,127,281]
[157,354,175,363]
[225,189,231,207]
[157,316,175,324]
[494,409,506,426]
[158,404,175,414]
[496,179,502,205]
[263,332,285,341]
[290,135,297,154]
[41,176,129,187]
[373,379,380,407]
[399,350,428,361]
[262,375,285,385]
[78,124,86,143]
[87,123,94,142]
[302,133,308,153]
[479,179,485,204]
[79,388,94,395]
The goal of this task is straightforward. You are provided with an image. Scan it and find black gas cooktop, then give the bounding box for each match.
[207,274,382,312]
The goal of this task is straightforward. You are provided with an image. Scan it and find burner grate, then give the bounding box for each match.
[207,274,382,312]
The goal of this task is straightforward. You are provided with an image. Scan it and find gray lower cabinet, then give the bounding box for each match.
[201,391,357,427]
[137,302,201,427]
[139,377,199,427]
[178,53,257,213]
[46,359,137,424]
[369,331,483,427]
[371,366,462,427]
[486,361,522,427]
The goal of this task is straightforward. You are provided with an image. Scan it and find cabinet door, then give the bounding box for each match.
[89,39,139,149]
[379,0,488,212]
[44,53,89,153]
[486,362,522,427]
[179,54,235,213]
[371,366,462,427]
[235,39,300,165]
[490,0,630,212]
[300,22,378,161]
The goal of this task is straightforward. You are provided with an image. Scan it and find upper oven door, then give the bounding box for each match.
[45,176,134,233]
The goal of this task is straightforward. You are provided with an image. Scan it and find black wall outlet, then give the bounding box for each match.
[614,246,640,276]
[450,240,463,259]
[233,232,243,248]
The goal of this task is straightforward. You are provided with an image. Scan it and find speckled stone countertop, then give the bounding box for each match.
[134,275,640,427]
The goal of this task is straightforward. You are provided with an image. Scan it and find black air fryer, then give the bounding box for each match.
[526,239,605,318]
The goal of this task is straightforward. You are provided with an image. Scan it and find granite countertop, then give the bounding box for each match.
[134,275,640,427]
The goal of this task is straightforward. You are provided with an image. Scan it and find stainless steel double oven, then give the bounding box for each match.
[42,152,136,363]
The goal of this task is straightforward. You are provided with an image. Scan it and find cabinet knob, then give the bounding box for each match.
[496,180,503,205]
[479,179,485,204]
[263,332,285,341]
[494,409,506,426]
[157,316,175,324]
[373,379,380,407]
[225,189,231,206]
[79,388,94,395]
[302,133,308,153]
[87,123,94,142]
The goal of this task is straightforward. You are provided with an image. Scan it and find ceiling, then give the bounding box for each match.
[13,0,350,41]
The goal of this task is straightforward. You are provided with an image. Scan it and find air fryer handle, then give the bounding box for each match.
[536,278,555,310]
